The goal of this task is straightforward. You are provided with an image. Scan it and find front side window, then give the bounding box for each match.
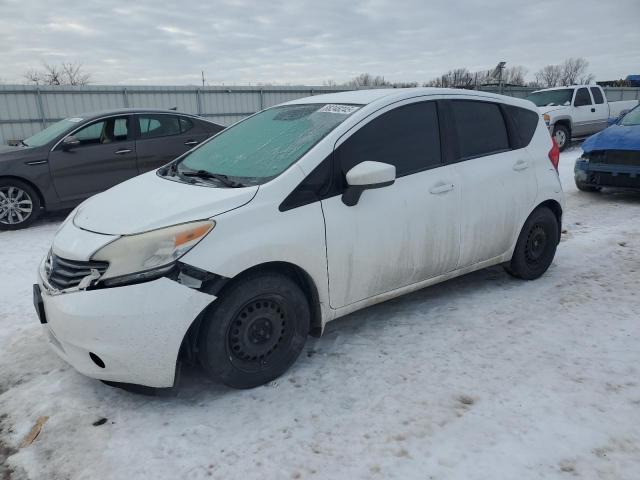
[337,101,441,178]
[451,100,509,159]
[71,117,130,146]
[590,87,604,104]
[177,103,360,183]
[139,115,181,139]
[526,89,573,107]
[574,88,592,107]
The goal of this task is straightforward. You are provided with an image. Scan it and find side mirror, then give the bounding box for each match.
[61,136,80,150]
[342,161,396,206]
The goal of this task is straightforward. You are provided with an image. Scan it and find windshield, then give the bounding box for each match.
[23,118,83,147]
[619,106,640,126]
[177,103,360,184]
[526,89,574,107]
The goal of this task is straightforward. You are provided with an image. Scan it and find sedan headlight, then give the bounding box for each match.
[92,220,215,283]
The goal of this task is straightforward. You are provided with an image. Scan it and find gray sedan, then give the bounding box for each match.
[0,109,224,229]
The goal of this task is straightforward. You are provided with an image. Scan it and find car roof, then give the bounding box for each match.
[282,87,535,110]
[532,85,596,93]
[68,108,219,124]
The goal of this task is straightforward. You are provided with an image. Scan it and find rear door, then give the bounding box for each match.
[447,99,538,267]
[134,113,210,173]
[49,115,138,202]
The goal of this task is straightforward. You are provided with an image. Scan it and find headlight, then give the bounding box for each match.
[92,220,215,282]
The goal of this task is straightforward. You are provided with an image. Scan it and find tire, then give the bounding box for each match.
[575,179,601,193]
[552,124,570,151]
[198,272,310,389]
[505,206,559,280]
[0,179,42,230]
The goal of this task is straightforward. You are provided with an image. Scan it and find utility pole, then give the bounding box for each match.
[493,61,506,94]
[201,70,205,87]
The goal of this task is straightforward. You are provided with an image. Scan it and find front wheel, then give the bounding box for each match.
[0,179,42,230]
[198,272,310,389]
[552,124,570,151]
[505,207,559,280]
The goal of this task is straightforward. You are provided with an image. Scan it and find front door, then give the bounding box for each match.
[322,100,461,309]
[572,87,597,136]
[49,115,138,202]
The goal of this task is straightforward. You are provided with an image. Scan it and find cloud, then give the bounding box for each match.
[0,0,638,85]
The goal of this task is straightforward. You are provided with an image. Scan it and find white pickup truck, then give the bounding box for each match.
[526,85,639,150]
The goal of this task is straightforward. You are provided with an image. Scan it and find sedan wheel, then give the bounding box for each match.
[0,181,42,230]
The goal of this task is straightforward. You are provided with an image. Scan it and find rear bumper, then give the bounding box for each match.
[575,159,640,189]
[36,273,215,388]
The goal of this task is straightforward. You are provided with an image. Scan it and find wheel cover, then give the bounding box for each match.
[554,128,566,148]
[0,186,33,225]
[227,297,290,370]
[524,224,548,265]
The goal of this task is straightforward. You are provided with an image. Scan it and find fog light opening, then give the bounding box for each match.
[89,352,106,369]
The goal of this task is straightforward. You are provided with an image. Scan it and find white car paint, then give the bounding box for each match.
[37,87,565,388]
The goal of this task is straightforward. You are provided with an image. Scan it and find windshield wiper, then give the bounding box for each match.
[180,169,245,188]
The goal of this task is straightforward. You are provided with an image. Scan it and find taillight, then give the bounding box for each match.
[548,138,560,171]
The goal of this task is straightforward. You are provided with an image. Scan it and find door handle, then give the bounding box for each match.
[114,149,132,155]
[513,160,529,171]
[429,183,455,194]
[184,140,199,146]
[591,108,595,113]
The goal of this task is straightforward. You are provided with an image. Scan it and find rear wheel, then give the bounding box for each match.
[198,272,310,389]
[505,206,559,280]
[0,179,42,230]
[552,124,570,151]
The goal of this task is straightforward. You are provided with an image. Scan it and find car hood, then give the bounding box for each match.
[537,106,567,116]
[73,171,259,235]
[582,124,640,153]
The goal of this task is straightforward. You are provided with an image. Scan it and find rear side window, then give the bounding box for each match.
[179,117,194,133]
[450,100,509,159]
[504,105,539,148]
[139,115,181,139]
[590,87,604,105]
[574,88,592,107]
[337,101,441,178]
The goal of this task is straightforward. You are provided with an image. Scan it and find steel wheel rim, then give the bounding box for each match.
[0,186,33,225]
[524,224,548,265]
[227,296,290,371]
[554,129,566,148]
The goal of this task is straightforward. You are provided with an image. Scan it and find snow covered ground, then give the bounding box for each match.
[1,147,639,480]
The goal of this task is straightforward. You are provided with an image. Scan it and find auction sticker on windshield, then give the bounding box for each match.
[318,104,360,114]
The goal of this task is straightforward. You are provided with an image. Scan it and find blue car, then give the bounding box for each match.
[575,105,640,191]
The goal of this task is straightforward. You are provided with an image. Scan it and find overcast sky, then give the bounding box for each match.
[1,0,638,86]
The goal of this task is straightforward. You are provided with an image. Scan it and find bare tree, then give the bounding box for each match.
[534,64,563,88]
[24,62,91,86]
[559,57,594,86]
[533,58,594,88]
[347,73,390,88]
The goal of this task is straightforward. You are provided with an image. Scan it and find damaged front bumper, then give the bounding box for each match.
[575,158,640,190]
[35,268,215,388]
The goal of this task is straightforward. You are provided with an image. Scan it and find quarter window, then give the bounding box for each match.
[337,101,441,178]
[179,117,194,133]
[574,88,592,107]
[504,105,539,148]
[450,100,509,159]
[139,115,181,139]
[590,87,604,105]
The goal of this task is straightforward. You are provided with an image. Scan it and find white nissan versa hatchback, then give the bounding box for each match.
[34,88,564,390]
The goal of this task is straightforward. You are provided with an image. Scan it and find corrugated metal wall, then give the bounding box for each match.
[1,84,639,145]
[0,85,354,145]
